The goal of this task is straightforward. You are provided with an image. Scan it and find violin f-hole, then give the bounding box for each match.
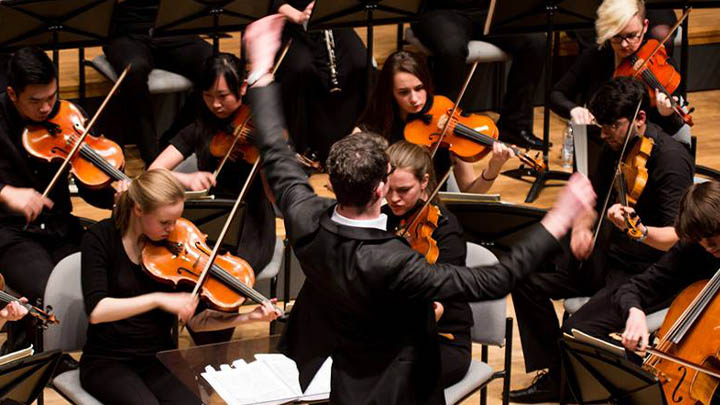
[671,365,687,403]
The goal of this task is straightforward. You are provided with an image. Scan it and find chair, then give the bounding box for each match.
[564,297,668,333]
[404,27,511,109]
[43,253,103,405]
[444,242,512,405]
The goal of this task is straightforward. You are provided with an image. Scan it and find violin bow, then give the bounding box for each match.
[398,169,452,239]
[608,332,720,379]
[188,158,283,317]
[212,40,293,182]
[430,61,479,158]
[590,99,643,247]
[39,65,131,202]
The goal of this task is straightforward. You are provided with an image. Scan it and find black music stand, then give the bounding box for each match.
[154,0,272,54]
[441,195,546,257]
[183,199,246,252]
[484,0,600,203]
[0,0,114,70]
[0,349,62,405]
[307,0,425,97]
[560,337,667,404]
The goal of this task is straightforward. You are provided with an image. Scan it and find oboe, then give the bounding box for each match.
[324,30,341,93]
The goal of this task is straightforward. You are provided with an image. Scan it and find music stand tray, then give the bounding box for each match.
[0,0,114,50]
[0,349,62,405]
[560,337,667,405]
[183,199,246,252]
[154,0,271,52]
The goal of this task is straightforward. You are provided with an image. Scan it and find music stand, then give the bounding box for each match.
[0,0,114,70]
[153,0,272,54]
[484,0,601,202]
[307,0,425,97]
[560,337,667,404]
[441,196,546,257]
[0,349,62,405]
[183,199,246,252]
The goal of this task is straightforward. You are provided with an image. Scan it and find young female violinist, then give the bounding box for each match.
[149,53,276,274]
[382,140,471,388]
[80,168,279,405]
[551,0,690,144]
[356,50,514,194]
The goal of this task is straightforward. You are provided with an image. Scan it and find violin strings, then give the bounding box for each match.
[68,136,129,182]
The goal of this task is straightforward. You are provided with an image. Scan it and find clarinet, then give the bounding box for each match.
[324,30,341,93]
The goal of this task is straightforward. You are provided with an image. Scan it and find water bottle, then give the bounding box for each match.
[561,123,574,169]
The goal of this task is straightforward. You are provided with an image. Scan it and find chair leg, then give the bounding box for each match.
[282,239,291,313]
[502,318,513,405]
[480,345,489,405]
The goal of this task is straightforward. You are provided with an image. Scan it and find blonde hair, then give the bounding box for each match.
[595,0,646,46]
[386,141,438,201]
[113,168,186,235]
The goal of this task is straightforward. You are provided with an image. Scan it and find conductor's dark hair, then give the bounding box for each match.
[588,76,650,125]
[326,132,390,208]
[675,181,720,242]
[7,47,56,93]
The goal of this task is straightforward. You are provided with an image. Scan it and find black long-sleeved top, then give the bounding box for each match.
[550,43,685,135]
[249,83,561,404]
[81,219,176,360]
[612,241,720,319]
[384,202,472,346]
[590,123,693,275]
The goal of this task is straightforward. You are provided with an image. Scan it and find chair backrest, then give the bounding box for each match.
[465,242,506,347]
[43,252,89,352]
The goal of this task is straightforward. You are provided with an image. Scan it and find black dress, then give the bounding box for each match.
[384,201,472,388]
[271,0,368,163]
[79,219,199,405]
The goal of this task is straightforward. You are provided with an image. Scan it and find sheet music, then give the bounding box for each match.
[571,122,589,177]
[201,354,331,405]
[0,345,33,366]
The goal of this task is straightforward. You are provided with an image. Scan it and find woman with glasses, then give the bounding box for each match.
[550,0,688,143]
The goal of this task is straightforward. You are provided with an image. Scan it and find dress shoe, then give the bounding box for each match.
[499,129,546,151]
[509,370,565,403]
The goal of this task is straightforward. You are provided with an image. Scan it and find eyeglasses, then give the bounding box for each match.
[610,31,643,44]
[591,119,625,132]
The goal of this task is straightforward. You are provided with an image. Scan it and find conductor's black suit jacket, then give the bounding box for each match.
[249,84,560,404]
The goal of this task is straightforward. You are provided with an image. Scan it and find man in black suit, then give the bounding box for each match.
[244,15,597,404]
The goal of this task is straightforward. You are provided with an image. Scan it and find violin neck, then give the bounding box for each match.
[453,122,496,147]
[78,144,129,182]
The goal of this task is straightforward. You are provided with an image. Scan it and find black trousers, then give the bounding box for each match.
[80,356,200,405]
[275,27,368,163]
[511,246,640,373]
[0,224,82,302]
[439,338,471,388]
[411,9,545,132]
[104,34,212,164]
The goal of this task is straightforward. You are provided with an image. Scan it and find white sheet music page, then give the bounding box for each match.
[201,359,298,405]
[254,354,332,402]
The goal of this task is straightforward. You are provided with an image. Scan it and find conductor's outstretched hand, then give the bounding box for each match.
[243,14,285,80]
[541,173,597,240]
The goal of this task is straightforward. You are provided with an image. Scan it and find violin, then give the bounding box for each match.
[643,274,720,404]
[613,9,694,126]
[404,95,546,171]
[209,105,258,165]
[614,134,654,239]
[141,217,274,313]
[22,100,129,189]
[0,274,58,325]
[396,202,441,264]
